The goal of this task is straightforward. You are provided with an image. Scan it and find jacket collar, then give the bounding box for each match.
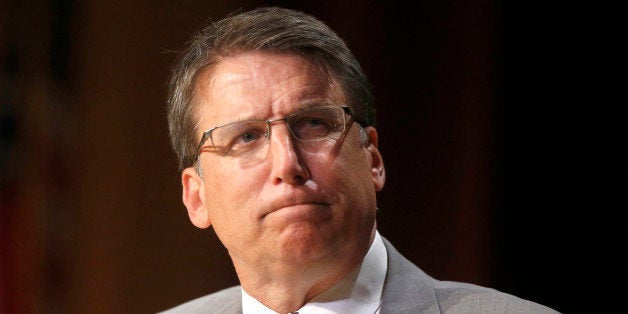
[380,237,441,313]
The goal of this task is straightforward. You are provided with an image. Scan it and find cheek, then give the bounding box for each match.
[203,156,266,190]
[312,147,373,199]
[201,160,265,219]
[335,141,372,182]
[322,156,377,232]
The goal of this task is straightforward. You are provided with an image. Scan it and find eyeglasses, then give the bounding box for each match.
[196,106,355,162]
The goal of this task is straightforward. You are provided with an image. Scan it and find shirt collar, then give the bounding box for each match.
[242,231,387,314]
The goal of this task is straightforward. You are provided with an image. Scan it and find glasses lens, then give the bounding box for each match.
[197,106,349,164]
[287,107,345,141]
[212,120,268,155]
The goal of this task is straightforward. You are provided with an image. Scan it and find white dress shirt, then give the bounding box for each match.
[242,231,388,314]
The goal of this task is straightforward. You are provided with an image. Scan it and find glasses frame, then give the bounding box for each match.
[195,106,355,162]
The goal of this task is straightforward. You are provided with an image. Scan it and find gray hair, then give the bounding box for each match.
[167,6,375,170]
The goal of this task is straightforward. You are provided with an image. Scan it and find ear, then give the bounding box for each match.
[364,127,386,191]
[182,167,212,229]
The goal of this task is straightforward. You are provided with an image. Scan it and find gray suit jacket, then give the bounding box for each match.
[160,238,558,313]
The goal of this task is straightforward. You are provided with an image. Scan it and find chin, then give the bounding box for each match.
[276,223,338,262]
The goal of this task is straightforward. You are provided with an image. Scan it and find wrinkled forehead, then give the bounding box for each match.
[191,51,346,127]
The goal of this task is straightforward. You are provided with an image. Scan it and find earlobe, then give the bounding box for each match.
[182,167,212,229]
[365,127,386,191]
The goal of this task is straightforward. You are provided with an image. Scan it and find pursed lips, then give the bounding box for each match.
[261,198,330,219]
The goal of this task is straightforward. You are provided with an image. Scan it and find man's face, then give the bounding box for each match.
[181,51,385,272]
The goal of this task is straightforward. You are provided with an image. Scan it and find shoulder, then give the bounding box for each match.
[432,280,559,313]
[157,286,242,314]
[381,237,559,313]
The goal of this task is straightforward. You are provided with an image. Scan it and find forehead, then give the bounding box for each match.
[193,52,345,127]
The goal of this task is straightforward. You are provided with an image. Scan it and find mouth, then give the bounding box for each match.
[262,202,332,224]
[261,199,331,220]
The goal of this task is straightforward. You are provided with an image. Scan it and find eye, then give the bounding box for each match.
[304,117,327,127]
[227,125,266,150]
[213,121,267,154]
[238,131,262,143]
[296,116,333,130]
[291,116,334,140]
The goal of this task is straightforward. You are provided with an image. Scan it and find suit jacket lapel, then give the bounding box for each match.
[380,238,441,313]
[226,290,242,314]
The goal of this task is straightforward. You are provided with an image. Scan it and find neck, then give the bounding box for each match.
[234,230,375,313]
[241,265,352,313]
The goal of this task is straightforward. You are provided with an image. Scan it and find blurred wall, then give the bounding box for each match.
[1,0,604,313]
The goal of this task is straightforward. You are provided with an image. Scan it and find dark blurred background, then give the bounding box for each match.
[1,0,616,313]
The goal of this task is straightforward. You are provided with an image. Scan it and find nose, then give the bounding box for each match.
[268,123,310,185]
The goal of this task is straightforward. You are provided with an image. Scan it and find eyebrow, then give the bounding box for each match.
[243,98,336,119]
[200,98,339,131]
[297,98,335,108]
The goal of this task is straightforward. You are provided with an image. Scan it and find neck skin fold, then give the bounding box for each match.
[234,225,377,313]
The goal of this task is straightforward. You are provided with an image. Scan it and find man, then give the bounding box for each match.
[162,7,558,314]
